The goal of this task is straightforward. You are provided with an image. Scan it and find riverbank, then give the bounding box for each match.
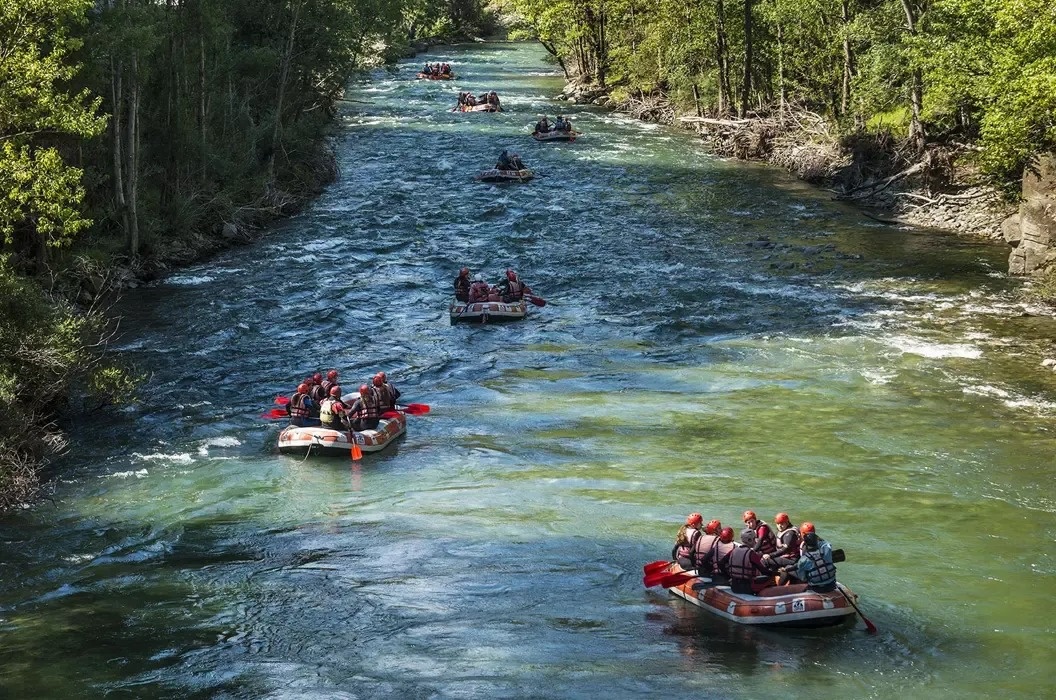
[557,82,1023,262]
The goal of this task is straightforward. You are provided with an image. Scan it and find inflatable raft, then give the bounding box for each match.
[476,168,534,183]
[277,413,406,457]
[662,564,858,628]
[450,298,528,324]
[454,103,500,113]
[532,130,579,142]
[417,72,455,80]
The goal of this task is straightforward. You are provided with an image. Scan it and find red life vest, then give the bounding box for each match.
[454,276,470,301]
[755,522,778,554]
[727,546,764,581]
[469,282,490,303]
[289,392,311,418]
[351,393,380,420]
[711,540,737,575]
[309,384,326,403]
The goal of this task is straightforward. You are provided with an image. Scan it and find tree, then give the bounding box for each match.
[0,0,106,264]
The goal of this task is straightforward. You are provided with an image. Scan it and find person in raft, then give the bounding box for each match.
[795,532,838,592]
[286,383,320,427]
[691,519,723,573]
[708,527,738,583]
[742,510,778,555]
[454,267,472,302]
[372,372,400,412]
[533,116,551,134]
[348,384,382,431]
[496,150,513,170]
[320,369,339,397]
[726,529,773,594]
[319,385,350,430]
[672,513,704,569]
[763,512,801,574]
[498,269,531,302]
[553,115,573,132]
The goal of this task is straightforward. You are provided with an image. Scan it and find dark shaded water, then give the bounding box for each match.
[1,42,1054,699]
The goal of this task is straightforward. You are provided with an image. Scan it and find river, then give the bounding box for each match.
[1,42,1054,699]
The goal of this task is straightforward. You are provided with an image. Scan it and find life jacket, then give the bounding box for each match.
[802,550,837,588]
[727,546,763,581]
[309,384,326,404]
[754,522,778,554]
[454,275,471,301]
[692,533,719,569]
[775,527,800,559]
[320,379,336,396]
[288,392,311,418]
[351,392,380,421]
[505,279,525,300]
[711,540,737,575]
[319,398,345,428]
[469,281,491,302]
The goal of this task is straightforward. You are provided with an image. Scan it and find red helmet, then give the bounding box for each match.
[377,371,387,382]
[297,383,309,394]
[742,510,757,523]
[719,527,734,543]
[685,512,703,527]
[372,375,384,387]
[799,522,815,535]
[705,519,721,535]
[359,384,371,395]
[329,385,342,397]
[326,370,338,381]
[313,373,322,383]
[774,512,790,525]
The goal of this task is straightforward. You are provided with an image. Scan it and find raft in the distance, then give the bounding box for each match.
[532,130,579,142]
[453,103,500,113]
[660,564,859,628]
[277,413,407,457]
[449,298,528,324]
[417,72,455,80]
[476,168,534,183]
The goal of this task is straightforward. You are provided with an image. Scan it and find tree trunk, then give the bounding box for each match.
[269,0,301,181]
[840,0,853,116]
[740,0,753,117]
[692,84,703,117]
[110,55,128,239]
[125,52,140,257]
[900,0,925,150]
[776,19,786,113]
[715,0,732,116]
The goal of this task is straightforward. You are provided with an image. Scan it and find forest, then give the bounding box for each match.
[504,0,1055,189]
[0,0,493,508]
[2,0,1054,507]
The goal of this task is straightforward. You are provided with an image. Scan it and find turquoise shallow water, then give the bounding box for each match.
[1,42,1054,699]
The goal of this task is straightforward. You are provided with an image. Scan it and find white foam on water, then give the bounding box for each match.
[196,436,242,456]
[861,369,897,385]
[165,274,215,286]
[108,468,150,478]
[962,384,1012,399]
[132,452,194,464]
[887,335,983,359]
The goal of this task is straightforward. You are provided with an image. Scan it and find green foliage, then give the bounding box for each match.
[0,0,106,256]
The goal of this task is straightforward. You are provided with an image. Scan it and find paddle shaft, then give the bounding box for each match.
[837,582,878,634]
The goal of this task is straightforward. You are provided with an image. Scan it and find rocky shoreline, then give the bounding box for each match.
[556,82,1056,278]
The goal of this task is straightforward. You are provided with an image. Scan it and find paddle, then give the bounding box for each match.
[398,403,430,415]
[643,560,673,575]
[525,294,546,307]
[263,408,289,419]
[347,430,363,461]
[837,582,878,634]
[274,395,290,406]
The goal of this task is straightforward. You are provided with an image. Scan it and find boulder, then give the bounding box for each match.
[1008,153,1056,274]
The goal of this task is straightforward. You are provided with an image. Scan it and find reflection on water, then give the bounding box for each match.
[0,41,1054,699]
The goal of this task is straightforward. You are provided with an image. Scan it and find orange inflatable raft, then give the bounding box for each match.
[661,564,859,628]
[277,414,406,457]
[449,298,528,324]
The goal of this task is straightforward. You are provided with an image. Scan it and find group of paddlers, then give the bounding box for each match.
[420,63,452,77]
[494,149,526,172]
[285,370,402,432]
[673,510,837,595]
[456,91,501,109]
[454,267,532,304]
[533,115,574,134]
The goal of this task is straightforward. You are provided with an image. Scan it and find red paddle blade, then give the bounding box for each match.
[274,395,290,406]
[380,411,401,419]
[659,572,697,589]
[351,442,363,461]
[526,295,546,307]
[401,403,430,415]
[643,569,678,588]
[643,560,672,575]
[263,408,288,419]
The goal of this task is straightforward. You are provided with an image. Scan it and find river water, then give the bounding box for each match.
[1,42,1054,699]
